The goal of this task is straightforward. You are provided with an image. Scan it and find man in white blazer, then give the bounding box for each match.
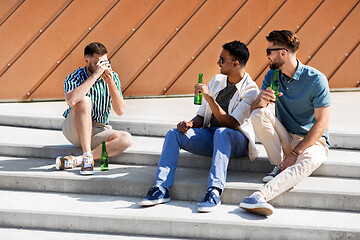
[139,41,259,212]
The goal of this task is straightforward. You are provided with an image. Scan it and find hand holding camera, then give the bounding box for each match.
[99,60,113,85]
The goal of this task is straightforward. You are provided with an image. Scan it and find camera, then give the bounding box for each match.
[100,60,111,69]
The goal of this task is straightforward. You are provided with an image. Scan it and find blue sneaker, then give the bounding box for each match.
[198,189,221,213]
[262,165,281,183]
[139,187,170,207]
[239,194,274,216]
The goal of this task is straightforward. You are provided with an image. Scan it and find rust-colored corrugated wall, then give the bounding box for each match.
[0,0,359,101]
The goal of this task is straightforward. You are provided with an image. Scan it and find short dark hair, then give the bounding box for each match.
[266,30,300,52]
[222,41,249,66]
[84,42,108,56]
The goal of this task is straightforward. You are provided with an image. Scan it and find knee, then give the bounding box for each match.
[166,128,181,139]
[214,127,228,135]
[122,131,133,149]
[115,131,133,149]
[214,127,231,140]
[250,108,264,122]
[73,96,92,111]
[250,108,270,126]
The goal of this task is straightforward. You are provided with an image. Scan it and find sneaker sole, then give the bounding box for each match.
[138,197,170,207]
[79,170,94,175]
[239,203,274,216]
[55,157,62,170]
[198,202,221,213]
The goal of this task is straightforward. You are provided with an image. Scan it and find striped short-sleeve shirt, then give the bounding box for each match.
[63,67,122,125]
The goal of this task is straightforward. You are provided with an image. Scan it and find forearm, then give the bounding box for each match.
[250,88,280,112]
[293,107,330,154]
[189,115,204,128]
[65,75,98,106]
[251,99,264,112]
[281,116,329,171]
[108,82,126,116]
[293,122,327,154]
[204,95,239,129]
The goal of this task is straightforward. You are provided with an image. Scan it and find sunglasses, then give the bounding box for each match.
[266,48,288,55]
[218,57,237,65]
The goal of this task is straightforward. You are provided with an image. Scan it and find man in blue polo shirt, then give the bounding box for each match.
[239,30,331,216]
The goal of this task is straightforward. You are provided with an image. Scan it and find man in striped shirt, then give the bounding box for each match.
[56,42,132,175]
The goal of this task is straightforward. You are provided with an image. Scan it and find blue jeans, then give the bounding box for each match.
[154,127,249,191]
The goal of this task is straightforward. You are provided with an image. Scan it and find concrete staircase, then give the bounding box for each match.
[0,94,359,239]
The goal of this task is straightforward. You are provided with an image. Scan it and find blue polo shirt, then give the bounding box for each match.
[261,59,331,147]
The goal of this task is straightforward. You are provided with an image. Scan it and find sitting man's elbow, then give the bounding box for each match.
[115,107,125,116]
[65,94,75,107]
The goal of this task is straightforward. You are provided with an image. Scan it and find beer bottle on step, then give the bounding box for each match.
[100,141,108,171]
[270,69,280,103]
[194,73,203,105]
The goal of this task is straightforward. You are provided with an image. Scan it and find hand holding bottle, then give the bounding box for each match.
[266,87,283,103]
[270,69,280,103]
[194,73,203,105]
[194,83,209,98]
[254,88,283,108]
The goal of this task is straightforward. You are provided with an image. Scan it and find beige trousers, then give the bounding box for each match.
[251,108,328,201]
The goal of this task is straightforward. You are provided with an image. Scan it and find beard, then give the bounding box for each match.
[87,65,95,74]
[269,58,284,70]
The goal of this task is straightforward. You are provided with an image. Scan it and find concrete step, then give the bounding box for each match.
[0,228,182,240]
[0,156,359,212]
[1,125,359,178]
[0,190,359,240]
[2,112,359,149]
[0,100,184,137]
[0,98,359,149]
[0,111,173,137]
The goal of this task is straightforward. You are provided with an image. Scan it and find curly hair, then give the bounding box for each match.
[222,40,250,66]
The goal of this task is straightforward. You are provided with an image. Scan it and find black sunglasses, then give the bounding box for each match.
[218,56,237,65]
[266,48,288,55]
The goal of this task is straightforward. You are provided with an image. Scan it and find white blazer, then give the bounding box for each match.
[196,73,259,161]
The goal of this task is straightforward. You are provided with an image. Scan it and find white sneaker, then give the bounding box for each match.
[55,156,79,170]
[79,154,94,175]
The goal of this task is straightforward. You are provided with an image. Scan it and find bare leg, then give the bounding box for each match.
[92,131,133,160]
[72,96,92,153]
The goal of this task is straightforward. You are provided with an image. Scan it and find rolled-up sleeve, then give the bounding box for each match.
[196,104,206,117]
[230,86,259,126]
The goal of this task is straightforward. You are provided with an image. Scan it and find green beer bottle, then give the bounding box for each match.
[194,73,203,105]
[100,141,108,171]
[270,69,280,103]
